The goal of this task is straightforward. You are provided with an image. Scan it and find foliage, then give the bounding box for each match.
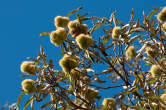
[16,6,166,110]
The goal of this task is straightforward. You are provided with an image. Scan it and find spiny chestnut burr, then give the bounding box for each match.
[21,79,35,94]
[20,61,38,75]
[59,55,79,73]
[50,27,67,46]
[150,65,162,77]
[54,16,69,28]
[112,26,121,39]
[102,98,116,110]
[146,47,158,58]
[157,7,166,23]
[76,34,93,49]
[68,20,88,37]
[125,46,137,59]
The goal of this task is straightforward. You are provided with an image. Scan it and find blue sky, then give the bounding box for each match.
[0,0,165,109]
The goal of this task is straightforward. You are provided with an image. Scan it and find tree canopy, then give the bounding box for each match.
[16,6,166,110]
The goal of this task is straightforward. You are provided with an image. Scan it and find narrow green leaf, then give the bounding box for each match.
[31,99,35,110]
[129,86,139,93]
[89,23,104,34]
[88,53,95,63]
[19,74,32,77]
[123,91,132,94]
[145,62,152,65]
[113,15,117,26]
[80,13,88,21]
[80,17,90,21]
[123,86,139,94]
[23,97,33,110]
[94,24,104,30]
[71,77,76,90]
[17,92,25,106]
[76,13,81,23]
[91,16,103,20]
[136,18,140,27]
[129,8,134,23]
[143,11,147,21]
[36,32,50,36]
[138,74,144,79]
[40,101,52,108]
[60,45,65,54]
[130,106,140,109]
[109,10,117,24]
[67,6,83,17]
[147,78,157,84]
[103,36,111,44]
[116,19,125,26]
[131,8,134,19]
[130,27,144,33]
[147,7,159,20]
[85,50,95,63]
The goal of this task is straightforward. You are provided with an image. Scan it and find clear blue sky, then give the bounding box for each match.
[0,0,165,109]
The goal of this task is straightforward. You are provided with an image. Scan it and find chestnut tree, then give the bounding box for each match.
[16,6,166,110]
